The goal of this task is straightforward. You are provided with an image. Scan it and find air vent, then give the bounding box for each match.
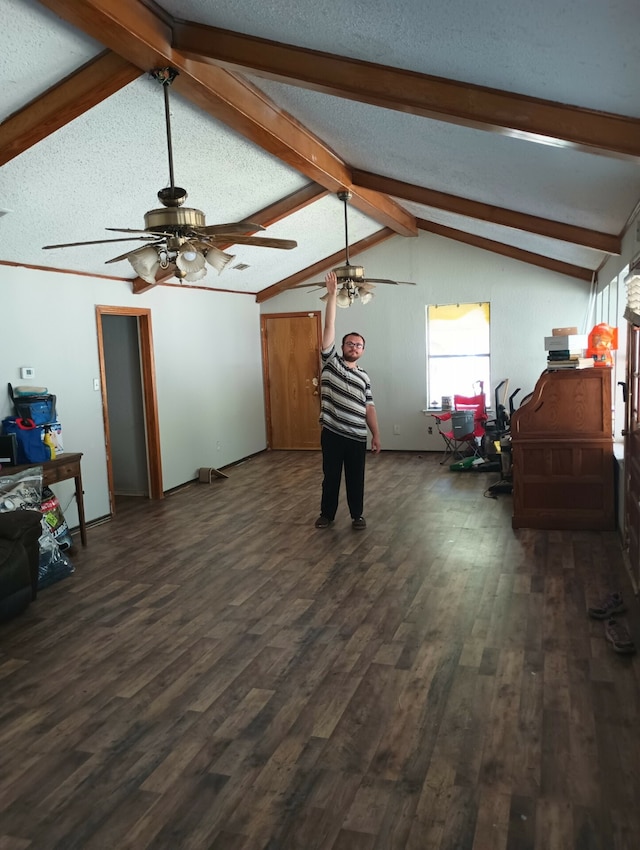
[233,263,250,271]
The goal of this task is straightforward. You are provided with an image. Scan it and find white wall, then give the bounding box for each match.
[263,231,593,451]
[0,266,266,526]
[1,231,593,528]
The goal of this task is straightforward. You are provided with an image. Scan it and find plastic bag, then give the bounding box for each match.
[37,521,74,589]
[0,466,74,588]
[0,466,43,511]
[40,485,73,551]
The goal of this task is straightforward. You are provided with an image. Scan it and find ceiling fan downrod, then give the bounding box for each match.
[150,67,186,208]
[338,190,352,266]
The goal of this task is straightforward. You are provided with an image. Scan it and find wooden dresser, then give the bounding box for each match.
[510,367,614,530]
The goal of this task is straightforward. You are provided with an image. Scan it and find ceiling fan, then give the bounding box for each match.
[297,190,415,307]
[42,67,297,284]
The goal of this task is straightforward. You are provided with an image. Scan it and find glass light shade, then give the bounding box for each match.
[336,290,351,308]
[127,246,161,284]
[183,266,207,282]
[205,246,235,274]
[176,243,206,275]
[359,290,373,305]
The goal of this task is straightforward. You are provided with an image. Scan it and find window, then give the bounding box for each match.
[426,302,490,407]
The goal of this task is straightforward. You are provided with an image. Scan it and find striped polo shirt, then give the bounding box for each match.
[319,343,374,442]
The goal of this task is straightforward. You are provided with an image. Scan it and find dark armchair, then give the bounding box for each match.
[0,509,41,622]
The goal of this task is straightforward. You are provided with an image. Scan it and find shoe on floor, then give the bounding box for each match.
[314,515,332,529]
[604,618,637,654]
[352,516,367,530]
[588,591,626,620]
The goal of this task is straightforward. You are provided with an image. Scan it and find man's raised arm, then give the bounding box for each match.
[322,271,338,351]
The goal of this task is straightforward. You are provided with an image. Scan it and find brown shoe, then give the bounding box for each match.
[352,516,367,530]
[315,515,332,529]
[605,618,637,654]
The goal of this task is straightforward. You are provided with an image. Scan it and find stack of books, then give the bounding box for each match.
[544,333,594,370]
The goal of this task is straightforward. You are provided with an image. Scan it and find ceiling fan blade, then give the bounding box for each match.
[105,227,173,237]
[104,243,163,264]
[295,281,325,288]
[196,220,265,235]
[43,236,158,250]
[364,278,416,285]
[206,235,297,250]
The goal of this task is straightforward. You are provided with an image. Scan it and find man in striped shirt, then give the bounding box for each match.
[315,271,381,530]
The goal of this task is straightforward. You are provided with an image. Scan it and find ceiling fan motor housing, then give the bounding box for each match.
[335,264,365,283]
[144,205,206,234]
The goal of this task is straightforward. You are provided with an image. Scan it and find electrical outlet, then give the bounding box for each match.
[20,367,34,379]
[393,424,400,435]
[428,426,433,434]
[216,441,221,450]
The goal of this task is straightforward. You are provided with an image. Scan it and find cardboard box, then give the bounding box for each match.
[552,326,578,336]
[544,334,589,351]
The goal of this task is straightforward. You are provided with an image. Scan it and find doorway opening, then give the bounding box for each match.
[96,306,163,515]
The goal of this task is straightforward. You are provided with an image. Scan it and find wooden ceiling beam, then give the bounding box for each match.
[173,22,640,162]
[0,51,140,166]
[416,218,594,282]
[353,169,621,255]
[257,229,394,302]
[244,183,327,228]
[37,1,416,239]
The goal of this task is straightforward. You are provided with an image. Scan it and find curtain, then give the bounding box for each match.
[624,261,640,326]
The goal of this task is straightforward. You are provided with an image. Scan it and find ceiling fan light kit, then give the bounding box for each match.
[41,67,296,284]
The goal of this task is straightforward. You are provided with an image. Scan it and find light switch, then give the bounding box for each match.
[93,378,100,391]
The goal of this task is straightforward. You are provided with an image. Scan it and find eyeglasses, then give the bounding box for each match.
[344,341,364,349]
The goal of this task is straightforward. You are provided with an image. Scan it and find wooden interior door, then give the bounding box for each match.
[261,312,322,449]
[625,323,640,591]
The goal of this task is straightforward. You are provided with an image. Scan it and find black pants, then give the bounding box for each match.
[320,427,366,520]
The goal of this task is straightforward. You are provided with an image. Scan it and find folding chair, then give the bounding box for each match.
[431,392,488,465]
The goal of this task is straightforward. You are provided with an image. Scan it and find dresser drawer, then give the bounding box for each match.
[43,459,79,486]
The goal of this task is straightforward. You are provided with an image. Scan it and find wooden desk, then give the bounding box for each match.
[510,368,614,530]
[6,453,87,546]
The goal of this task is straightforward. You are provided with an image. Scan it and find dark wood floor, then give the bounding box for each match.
[1,450,639,850]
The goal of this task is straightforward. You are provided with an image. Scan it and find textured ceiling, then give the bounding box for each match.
[1,0,639,296]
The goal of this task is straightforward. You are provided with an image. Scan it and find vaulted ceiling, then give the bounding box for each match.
[2,0,639,300]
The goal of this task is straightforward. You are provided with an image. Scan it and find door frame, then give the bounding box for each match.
[95,305,163,514]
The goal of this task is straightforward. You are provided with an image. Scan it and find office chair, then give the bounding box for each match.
[431,392,488,465]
